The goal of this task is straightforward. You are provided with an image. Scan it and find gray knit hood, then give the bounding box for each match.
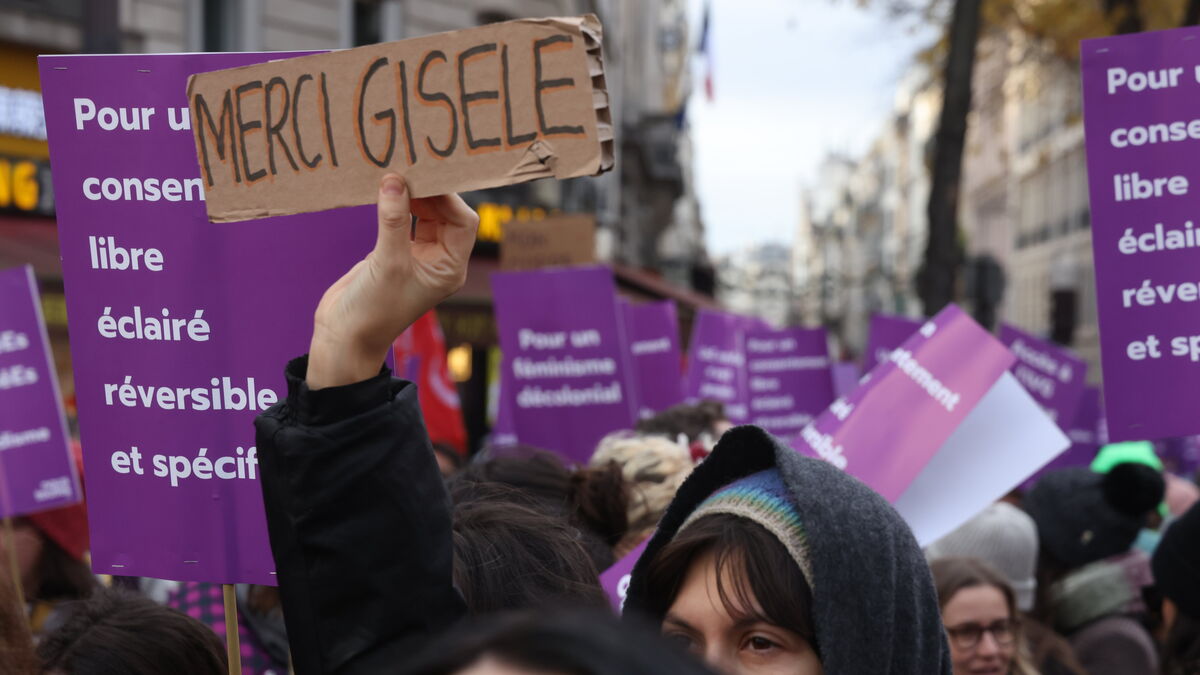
[624,425,952,675]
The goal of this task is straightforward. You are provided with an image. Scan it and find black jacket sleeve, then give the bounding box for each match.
[254,356,466,675]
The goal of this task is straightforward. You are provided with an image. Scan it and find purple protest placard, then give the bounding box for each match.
[998,324,1088,430]
[863,314,922,371]
[40,53,378,584]
[831,362,861,398]
[621,301,684,418]
[745,326,834,437]
[492,266,636,464]
[1023,386,1105,488]
[793,306,1015,501]
[599,538,649,612]
[1081,28,1200,441]
[684,310,753,424]
[0,266,80,518]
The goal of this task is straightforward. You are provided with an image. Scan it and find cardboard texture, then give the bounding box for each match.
[500,213,596,270]
[188,15,613,222]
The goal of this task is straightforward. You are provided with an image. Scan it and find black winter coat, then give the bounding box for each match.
[254,356,466,674]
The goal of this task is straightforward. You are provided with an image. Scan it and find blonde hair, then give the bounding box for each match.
[590,432,694,534]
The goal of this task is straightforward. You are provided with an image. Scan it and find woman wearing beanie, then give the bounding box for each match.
[1152,501,1200,675]
[1024,464,1166,675]
[622,425,951,674]
[931,557,1041,675]
[926,504,1086,675]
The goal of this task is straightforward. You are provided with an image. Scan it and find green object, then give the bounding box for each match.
[1091,441,1163,474]
[1091,441,1168,519]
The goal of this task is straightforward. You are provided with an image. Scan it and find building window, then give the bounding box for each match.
[203,0,239,51]
[354,0,382,46]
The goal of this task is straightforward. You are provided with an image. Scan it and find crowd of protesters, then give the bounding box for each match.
[2,176,1199,675]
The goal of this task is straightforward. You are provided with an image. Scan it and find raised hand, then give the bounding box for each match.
[307,174,478,389]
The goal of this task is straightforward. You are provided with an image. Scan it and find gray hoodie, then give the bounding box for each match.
[624,425,952,675]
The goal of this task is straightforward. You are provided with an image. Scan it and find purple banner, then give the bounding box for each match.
[492,266,636,464]
[793,306,1015,501]
[0,266,80,518]
[1082,28,1200,441]
[40,53,378,584]
[1023,386,1105,488]
[863,314,923,371]
[998,324,1088,430]
[745,326,834,437]
[621,301,684,418]
[599,539,648,612]
[684,310,754,423]
[832,362,861,398]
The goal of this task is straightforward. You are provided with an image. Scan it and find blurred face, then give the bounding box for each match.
[942,585,1015,675]
[661,551,822,675]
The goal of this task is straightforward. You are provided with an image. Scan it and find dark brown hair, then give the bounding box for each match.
[448,483,609,614]
[34,531,97,602]
[931,557,1039,675]
[0,571,37,673]
[636,400,728,443]
[638,513,818,655]
[454,450,629,570]
[38,587,227,674]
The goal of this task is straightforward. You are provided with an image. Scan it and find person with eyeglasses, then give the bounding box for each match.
[932,557,1041,675]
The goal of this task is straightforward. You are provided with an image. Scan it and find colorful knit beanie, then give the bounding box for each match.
[679,469,813,585]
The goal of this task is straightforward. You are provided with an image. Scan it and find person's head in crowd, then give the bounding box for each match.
[590,432,694,553]
[926,502,1040,613]
[1091,441,1168,526]
[1024,461,1165,665]
[38,587,227,675]
[1165,472,1199,519]
[1025,463,1165,575]
[624,426,951,674]
[1151,501,1200,675]
[399,609,716,675]
[0,503,95,624]
[453,449,628,571]
[635,400,730,446]
[433,441,466,478]
[931,557,1039,675]
[446,482,609,614]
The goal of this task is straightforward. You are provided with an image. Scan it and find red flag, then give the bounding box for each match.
[392,311,468,454]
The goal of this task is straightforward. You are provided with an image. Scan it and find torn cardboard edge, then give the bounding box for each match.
[187,14,613,222]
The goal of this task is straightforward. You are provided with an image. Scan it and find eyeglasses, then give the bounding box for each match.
[944,619,1018,650]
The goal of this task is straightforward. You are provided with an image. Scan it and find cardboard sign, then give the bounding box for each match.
[831,362,861,398]
[492,266,635,464]
[40,53,380,584]
[683,310,758,424]
[1081,27,1200,441]
[0,266,80,518]
[600,538,648,612]
[791,306,1070,544]
[187,16,613,222]
[863,314,922,370]
[621,300,684,418]
[745,326,834,437]
[501,213,596,270]
[998,324,1088,429]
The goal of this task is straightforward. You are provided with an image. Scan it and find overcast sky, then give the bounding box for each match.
[686,0,936,256]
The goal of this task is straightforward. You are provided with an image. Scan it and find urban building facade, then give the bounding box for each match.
[799,31,1099,379]
[0,0,711,449]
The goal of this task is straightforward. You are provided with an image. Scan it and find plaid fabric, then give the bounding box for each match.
[167,582,287,675]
